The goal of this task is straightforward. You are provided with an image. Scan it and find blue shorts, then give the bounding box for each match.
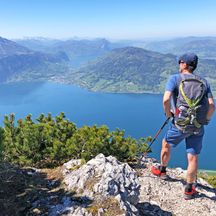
[164,123,204,155]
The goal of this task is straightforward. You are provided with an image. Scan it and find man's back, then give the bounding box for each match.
[151,53,215,200]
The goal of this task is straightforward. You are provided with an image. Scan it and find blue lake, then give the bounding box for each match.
[0,82,215,170]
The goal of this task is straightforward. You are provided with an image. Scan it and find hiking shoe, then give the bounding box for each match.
[184,185,197,200]
[151,165,168,180]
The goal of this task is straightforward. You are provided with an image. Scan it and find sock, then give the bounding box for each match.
[160,166,166,173]
[185,183,193,192]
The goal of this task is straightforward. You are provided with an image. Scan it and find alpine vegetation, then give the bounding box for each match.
[0,112,150,167]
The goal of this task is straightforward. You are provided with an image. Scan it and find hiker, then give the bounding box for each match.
[151,53,215,199]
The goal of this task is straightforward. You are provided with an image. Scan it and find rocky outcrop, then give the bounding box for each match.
[28,154,216,216]
[60,153,140,216]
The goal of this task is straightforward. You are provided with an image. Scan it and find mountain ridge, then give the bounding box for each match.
[68,46,216,94]
[0,36,70,82]
[0,36,32,58]
[2,36,216,95]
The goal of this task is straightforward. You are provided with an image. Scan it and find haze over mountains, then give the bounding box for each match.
[0,37,31,58]
[1,36,216,94]
[143,36,216,59]
[14,37,121,67]
[0,37,69,82]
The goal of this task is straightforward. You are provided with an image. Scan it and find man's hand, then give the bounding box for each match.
[165,110,175,118]
[165,110,173,118]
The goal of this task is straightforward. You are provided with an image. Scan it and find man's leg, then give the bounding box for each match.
[151,139,171,178]
[186,153,198,183]
[151,123,183,178]
[185,127,203,183]
[161,139,171,167]
[160,123,184,168]
[184,153,198,199]
[184,129,203,199]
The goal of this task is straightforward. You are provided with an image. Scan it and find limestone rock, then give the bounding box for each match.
[63,153,140,215]
[61,159,83,175]
[28,154,216,216]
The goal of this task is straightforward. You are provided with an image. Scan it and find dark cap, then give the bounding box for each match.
[178,53,198,71]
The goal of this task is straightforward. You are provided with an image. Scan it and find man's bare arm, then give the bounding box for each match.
[163,91,173,118]
[207,97,215,120]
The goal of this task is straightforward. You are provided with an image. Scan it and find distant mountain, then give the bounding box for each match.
[171,39,216,59]
[3,36,216,94]
[14,36,216,62]
[49,38,114,67]
[67,47,216,94]
[0,36,70,82]
[68,47,178,93]
[14,37,61,52]
[143,36,216,59]
[15,38,124,67]
[0,52,70,82]
[0,36,31,58]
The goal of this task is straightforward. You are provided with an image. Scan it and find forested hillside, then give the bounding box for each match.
[2,36,216,94]
[69,47,216,94]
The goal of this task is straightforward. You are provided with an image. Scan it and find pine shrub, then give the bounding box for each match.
[0,113,149,168]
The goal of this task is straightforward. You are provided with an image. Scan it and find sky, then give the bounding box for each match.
[1,0,216,40]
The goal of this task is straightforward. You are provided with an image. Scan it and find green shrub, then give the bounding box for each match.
[1,113,150,168]
[0,127,4,161]
[207,176,216,188]
[198,172,216,188]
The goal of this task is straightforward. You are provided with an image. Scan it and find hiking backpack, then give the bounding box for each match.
[174,74,209,134]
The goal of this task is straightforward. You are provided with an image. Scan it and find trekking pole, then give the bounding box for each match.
[144,117,170,156]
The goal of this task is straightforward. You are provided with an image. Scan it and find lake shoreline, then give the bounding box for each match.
[0,81,215,170]
[199,169,216,175]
